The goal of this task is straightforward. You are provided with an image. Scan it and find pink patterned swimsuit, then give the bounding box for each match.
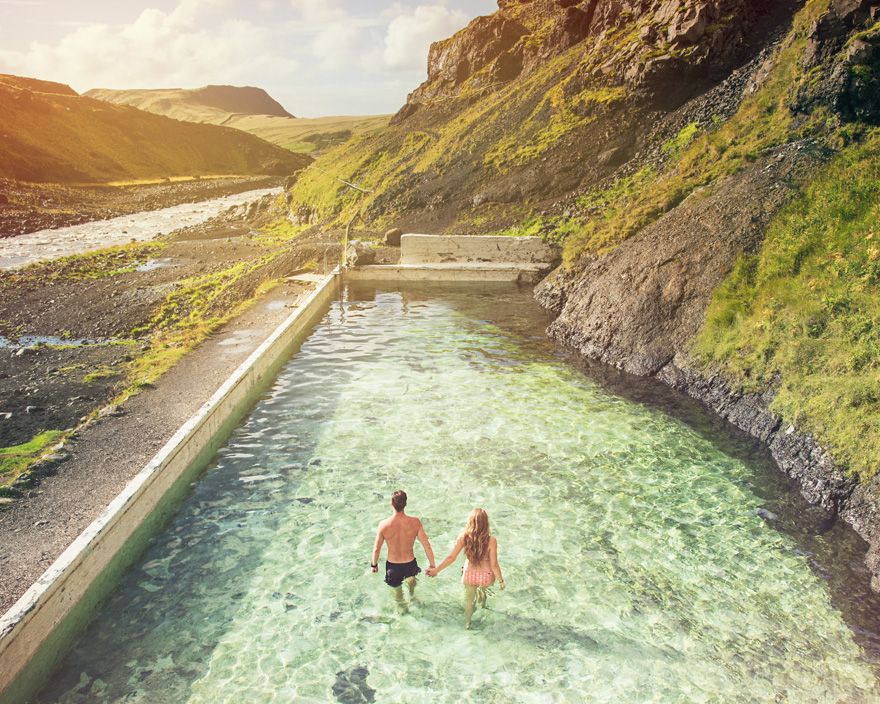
[461,560,495,587]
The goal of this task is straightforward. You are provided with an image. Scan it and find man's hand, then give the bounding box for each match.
[371,563,378,574]
[426,566,437,577]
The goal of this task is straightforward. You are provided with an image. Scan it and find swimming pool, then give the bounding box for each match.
[34,282,880,703]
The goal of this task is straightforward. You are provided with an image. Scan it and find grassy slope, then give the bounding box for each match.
[695,132,880,482]
[288,49,591,227]
[0,76,310,183]
[86,87,391,155]
[644,2,880,482]
[221,114,391,153]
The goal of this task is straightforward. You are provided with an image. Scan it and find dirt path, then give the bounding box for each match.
[0,277,316,613]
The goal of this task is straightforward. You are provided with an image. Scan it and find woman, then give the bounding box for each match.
[428,508,504,628]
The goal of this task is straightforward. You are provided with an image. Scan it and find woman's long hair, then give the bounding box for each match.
[462,508,491,564]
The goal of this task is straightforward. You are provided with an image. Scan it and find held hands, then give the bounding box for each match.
[426,566,438,577]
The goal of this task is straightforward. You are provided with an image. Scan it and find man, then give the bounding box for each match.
[371,490,436,611]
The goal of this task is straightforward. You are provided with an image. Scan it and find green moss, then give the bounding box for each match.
[251,217,309,247]
[694,129,880,482]
[849,64,873,82]
[0,430,65,481]
[0,243,165,287]
[663,122,702,156]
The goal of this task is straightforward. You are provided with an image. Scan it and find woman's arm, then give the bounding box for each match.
[428,536,464,576]
[489,536,504,589]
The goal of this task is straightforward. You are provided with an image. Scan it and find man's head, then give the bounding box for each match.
[391,490,407,512]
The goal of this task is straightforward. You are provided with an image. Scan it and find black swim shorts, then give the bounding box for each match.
[385,558,421,588]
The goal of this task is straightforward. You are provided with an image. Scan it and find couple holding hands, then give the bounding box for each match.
[371,489,504,628]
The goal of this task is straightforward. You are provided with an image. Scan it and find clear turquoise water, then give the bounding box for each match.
[36,283,880,703]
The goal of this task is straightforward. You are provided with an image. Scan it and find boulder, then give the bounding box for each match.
[384,228,404,246]
[98,404,125,418]
[345,242,376,267]
[668,6,710,45]
[831,0,876,23]
[543,6,597,58]
[655,0,682,25]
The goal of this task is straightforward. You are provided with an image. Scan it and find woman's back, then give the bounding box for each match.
[463,534,496,573]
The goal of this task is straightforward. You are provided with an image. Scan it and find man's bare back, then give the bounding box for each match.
[377,513,424,563]
[371,490,435,609]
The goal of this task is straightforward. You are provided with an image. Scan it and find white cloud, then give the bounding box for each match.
[372,5,468,72]
[0,0,285,91]
[288,0,346,27]
[310,20,365,70]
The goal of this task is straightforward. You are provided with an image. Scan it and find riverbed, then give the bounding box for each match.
[0,187,280,270]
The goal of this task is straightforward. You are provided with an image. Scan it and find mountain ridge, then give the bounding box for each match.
[85,85,295,122]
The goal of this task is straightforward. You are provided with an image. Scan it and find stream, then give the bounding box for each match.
[0,186,280,270]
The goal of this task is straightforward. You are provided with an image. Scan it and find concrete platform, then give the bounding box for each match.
[344,262,552,284]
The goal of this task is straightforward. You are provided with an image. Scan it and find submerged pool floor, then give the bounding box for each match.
[36,283,880,703]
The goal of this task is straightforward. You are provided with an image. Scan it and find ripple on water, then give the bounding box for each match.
[33,284,880,704]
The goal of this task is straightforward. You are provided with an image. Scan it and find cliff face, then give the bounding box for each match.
[397,0,790,115]
[291,0,803,233]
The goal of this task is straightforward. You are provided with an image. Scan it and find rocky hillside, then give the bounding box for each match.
[0,75,311,183]
[287,0,880,589]
[288,0,804,229]
[86,85,391,155]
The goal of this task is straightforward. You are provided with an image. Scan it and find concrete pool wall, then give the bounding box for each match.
[0,272,342,704]
[0,235,560,703]
[346,234,561,284]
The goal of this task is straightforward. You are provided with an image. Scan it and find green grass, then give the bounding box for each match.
[0,243,166,287]
[127,254,282,391]
[694,129,880,482]
[0,430,65,481]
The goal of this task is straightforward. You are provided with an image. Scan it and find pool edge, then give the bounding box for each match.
[0,270,342,704]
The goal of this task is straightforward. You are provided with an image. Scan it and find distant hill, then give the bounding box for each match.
[0,74,311,184]
[85,85,294,123]
[85,85,391,155]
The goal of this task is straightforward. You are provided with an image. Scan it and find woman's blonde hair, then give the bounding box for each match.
[462,508,491,564]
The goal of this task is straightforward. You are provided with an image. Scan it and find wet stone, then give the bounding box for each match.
[333,666,375,704]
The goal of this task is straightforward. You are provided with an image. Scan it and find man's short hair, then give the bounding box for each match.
[391,490,407,511]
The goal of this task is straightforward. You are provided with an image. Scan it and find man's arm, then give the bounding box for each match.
[416,520,436,569]
[371,525,385,573]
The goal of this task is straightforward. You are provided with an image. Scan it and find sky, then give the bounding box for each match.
[0,0,499,117]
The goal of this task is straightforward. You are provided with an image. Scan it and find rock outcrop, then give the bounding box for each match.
[396,0,800,121]
[793,0,880,123]
[536,141,827,376]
